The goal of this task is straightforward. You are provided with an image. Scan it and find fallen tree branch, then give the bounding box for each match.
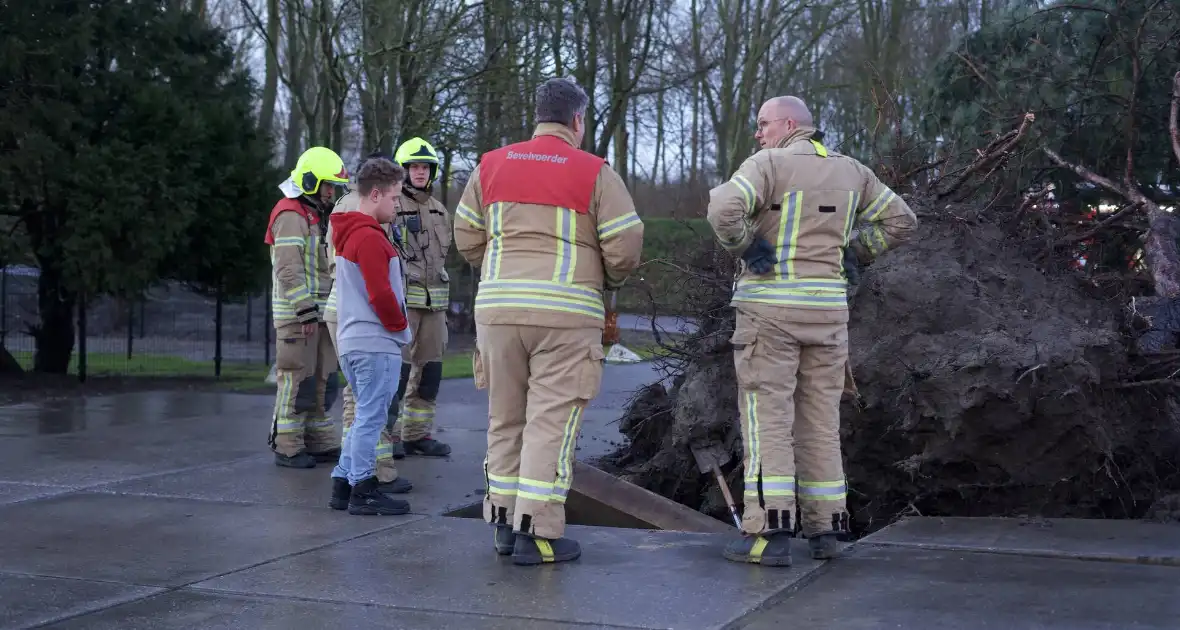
[938,113,1036,200]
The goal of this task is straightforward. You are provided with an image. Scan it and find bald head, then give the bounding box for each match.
[755,96,813,148]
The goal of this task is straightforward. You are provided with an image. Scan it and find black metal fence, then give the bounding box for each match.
[0,260,481,384]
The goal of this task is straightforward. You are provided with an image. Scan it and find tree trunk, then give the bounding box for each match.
[33,261,76,374]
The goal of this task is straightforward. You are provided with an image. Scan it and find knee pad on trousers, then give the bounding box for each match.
[419,361,443,401]
[394,362,412,402]
[292,374,316,414]
[323,371,340,411]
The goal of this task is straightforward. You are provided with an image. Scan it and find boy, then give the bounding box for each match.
[327,157,415,515]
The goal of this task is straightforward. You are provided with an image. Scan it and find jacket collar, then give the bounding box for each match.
[532,122,579,147]
[773,125,819,150]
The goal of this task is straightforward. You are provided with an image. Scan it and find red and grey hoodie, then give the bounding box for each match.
[329,211,413,356]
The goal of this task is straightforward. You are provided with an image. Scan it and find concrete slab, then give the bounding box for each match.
[733,545,1180,629]
[864,516,1180,566]
[41,590,628,630]
[0,480,74,506]
[192,516,823,630]
[0,491,425,587]
[0,572,163,630]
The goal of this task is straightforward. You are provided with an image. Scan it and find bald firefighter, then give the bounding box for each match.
[323,152,413,496]
[265,147,348,468]
[708,96,917,565]
[455,77,644,565]
[386,137,454,458]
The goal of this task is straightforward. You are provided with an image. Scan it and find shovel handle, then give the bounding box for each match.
[712,465,742,529]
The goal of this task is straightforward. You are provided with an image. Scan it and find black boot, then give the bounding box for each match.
[808,533,844,559]
[329,476,351,510]
[391,440,406,460]
[404,436,452,457]
[309,446,341,463]
[723,531,794,566]
[494,525,515,555]
[274,450,316,469]
[512,533,581,566]
[377,477,413,494]
[348,477,410,515]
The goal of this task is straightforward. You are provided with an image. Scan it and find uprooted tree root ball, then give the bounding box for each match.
[600,199,1180,536]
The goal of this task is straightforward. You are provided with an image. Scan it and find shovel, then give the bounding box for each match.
[690,439,742,529]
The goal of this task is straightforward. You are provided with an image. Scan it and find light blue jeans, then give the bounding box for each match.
[332,350,400,485]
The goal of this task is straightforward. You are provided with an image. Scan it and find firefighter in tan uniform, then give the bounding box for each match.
[386,137,453,458]
[264,147,347,469]
[455,77,644,566]
[323,154,413,496]
[707,96,917,565]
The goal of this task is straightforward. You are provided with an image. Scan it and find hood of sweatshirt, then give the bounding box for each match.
[330,211,384,253]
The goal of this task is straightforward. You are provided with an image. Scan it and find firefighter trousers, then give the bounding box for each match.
[327,320,400,482]
[270,321,339,456]
[476,323,605,540]
[730,309,851,538]
[390,308,448,442]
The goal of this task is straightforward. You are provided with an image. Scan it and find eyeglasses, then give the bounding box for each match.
[757,117,790,131]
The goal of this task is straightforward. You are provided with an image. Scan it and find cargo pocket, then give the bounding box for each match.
[576,344,606,401]
[473,348,488,390]
[730,327,762,392]
[276,325,307,371]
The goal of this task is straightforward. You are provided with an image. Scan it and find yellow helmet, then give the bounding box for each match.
[290,146,349,195]
[394,137,440,183]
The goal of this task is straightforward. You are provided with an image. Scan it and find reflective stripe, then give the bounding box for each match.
[487,472,519,496]
[750,537,769,561]
[842,191,860,243]
[270,232,319,323]
[810,139,828,157]
[405,286,451,308]
[597,211,641,239]
[307,234,323,310]
[742,391,762,500]
[457,202,484,229]
[399,406,434,424]
[375,440,393,459]
[553,208,578,283]
[428,286,449,305]
[554,405,583,499]
[775,191,803,279]
[305,416,333,430]
[406,285,429,307]
[859,188,896,222]
[325,285,338,315]
[798,480,848,501]
[273,373,300,433]
[475,279,605,319]
[730,175,756,215]
[517,477,558,502]
[733,278,848,309]
[482,202,504,280]
[760,475,796,497]
[274,236,305,248]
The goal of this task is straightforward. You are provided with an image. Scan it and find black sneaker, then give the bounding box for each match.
[348,477,410,515]
[378,477,413,494]
[275,450,316,469]
[405,437,452,457]
[329,476,351,510]
[512,534,581,565]
[494,525,514,555]
[722,532,793,566]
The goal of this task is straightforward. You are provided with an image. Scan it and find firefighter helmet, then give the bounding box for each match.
[291,147,349,196]
[394,137,440,184]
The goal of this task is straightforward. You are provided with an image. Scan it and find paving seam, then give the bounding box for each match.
[861,540,1180,568]
[714,543,864,630]
[18,515,434,630]
[176,587,656,629]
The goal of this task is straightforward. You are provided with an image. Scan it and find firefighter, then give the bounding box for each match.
[386,136,454,458]
[706,96,917,565]
[454,76,645,566]
[264,146,348,468]
[323,152,413,496]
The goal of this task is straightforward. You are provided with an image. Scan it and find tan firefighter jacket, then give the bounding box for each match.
[266,195,333,328]
[324,187,403,324]
[394,186,452,312]
[454,123,645,330]
[707,126,918,324]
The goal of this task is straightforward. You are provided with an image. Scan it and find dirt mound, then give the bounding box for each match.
[602,201,1180,535]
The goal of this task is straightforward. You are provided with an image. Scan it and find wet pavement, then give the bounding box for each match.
[2,364,1178,628]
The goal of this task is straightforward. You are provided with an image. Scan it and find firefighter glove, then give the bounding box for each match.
[438,269,449,283]
[741,237,776,275]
